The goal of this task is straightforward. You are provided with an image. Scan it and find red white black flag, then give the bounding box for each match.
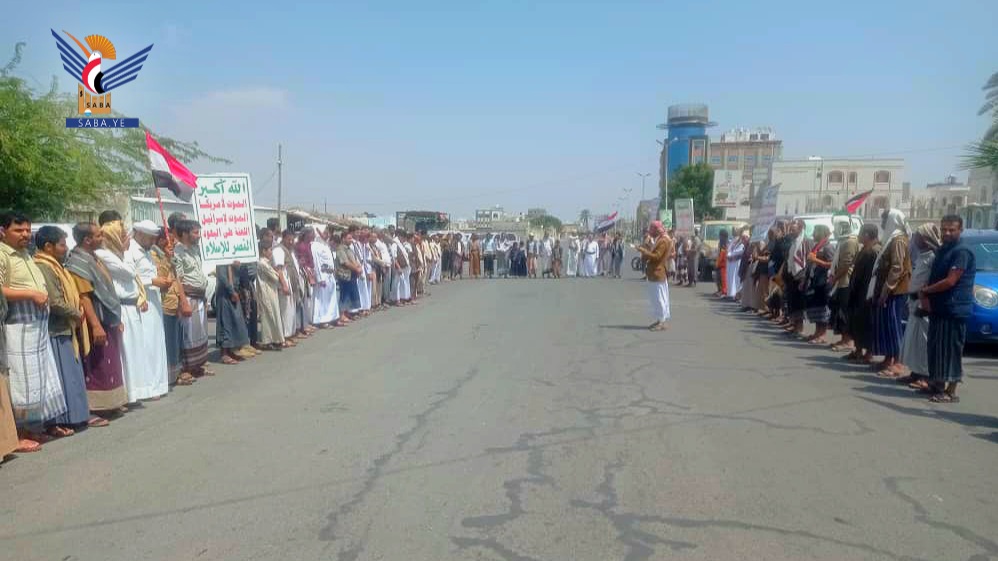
[146,130,197,202]
[844,189,873,214]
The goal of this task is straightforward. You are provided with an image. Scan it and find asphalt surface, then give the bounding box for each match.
[3,267,998,561]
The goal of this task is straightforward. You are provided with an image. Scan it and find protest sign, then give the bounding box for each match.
[191,173,259,265]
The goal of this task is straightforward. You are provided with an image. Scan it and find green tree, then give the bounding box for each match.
[0,43,228,219]
[529,214,562,233]
[663,163,722,220]
[963,71,998,171]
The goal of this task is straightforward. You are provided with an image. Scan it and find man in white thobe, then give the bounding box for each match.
[566,236,579,277]
[125,221,171,398]
[311,235,339,325]
[271,238,297,339]
[539,233,553,278]
[583,235,599,277]
[726,230,747,299]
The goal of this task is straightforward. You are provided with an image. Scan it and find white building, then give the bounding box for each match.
[908,175,975,220]
[769,158,905,219]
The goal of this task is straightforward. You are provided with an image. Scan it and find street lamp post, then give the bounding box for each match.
[659,138,680,212]
[636,172,651,200]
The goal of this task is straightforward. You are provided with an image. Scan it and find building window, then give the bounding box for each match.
[828,171,844,184]
[874,170,891,184]
[710,156,722,166]
[727,155,738,164]
[762,155,772,163]
[848,172,857,185]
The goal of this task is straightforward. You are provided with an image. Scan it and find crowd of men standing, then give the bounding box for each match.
[0,211,440,456]
[435,231,628,280]
[712,211,977,405]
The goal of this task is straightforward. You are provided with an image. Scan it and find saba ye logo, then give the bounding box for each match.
[52,29,153,128]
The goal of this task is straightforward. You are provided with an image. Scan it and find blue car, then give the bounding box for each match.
[962,230,998,343]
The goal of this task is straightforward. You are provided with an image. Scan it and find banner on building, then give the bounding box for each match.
[749,183,781,241]
[674,198,695,237]
[191,173,259,265]
[711,169,749,209]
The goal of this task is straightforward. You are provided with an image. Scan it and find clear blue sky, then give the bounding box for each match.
[6,0,997,221]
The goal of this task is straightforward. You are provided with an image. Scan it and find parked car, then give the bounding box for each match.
[698,220,748,281]
[961,229,998,344]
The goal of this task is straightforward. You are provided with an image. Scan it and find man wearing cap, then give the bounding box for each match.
[632,221,674,331]
[123,220,170,399]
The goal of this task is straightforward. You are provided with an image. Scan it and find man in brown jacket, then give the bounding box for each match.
[633,220,674,331]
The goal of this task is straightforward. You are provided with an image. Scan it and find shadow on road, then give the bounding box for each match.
[599,324,652,331]
[859,396,998,433]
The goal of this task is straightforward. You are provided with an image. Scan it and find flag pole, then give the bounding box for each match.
[144,129,171,237]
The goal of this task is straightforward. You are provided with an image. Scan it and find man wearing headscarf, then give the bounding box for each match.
[726,229,748,300]
[566,235,579,278]
[124,220,174,390]
[65,222,129,413]
[870,208,911,378]
[633,221,673,331]
[97,219,168,402]
[828,220,859,351]
[920,215,976,403]
[898,222,941,390]
[783,219,809,335]
[582,234,599,278]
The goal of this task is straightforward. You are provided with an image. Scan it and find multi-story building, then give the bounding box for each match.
[708,127,783,220]
[909,176,975,220]
[657,104,716,201]
[770,158,905,219]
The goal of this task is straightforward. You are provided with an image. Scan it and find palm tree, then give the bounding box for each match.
[977,71,998,141]
[579,209,591,232]
[963,71,998,171]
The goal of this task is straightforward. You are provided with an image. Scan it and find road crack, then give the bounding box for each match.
[319,365,482,560]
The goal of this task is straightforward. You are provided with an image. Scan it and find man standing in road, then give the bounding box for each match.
[539,232,554,278]
[633,221,673,331]
[920,215,976,403]
[526,235,539,279]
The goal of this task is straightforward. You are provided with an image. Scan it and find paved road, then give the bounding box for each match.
[4,269,998,561]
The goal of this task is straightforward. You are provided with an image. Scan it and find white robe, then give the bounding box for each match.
[354,241,372,311]
[311,241,339,323]
[539,239,553,273]
[648,280,671,322]
[726,240,745,299]
[98,247,168,402]
[583,241,599,277]
[566,240,579,277]
[392,241,411,301]
[272,246,297,338]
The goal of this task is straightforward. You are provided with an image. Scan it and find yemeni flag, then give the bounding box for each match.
[844,189,873,214]
[146,131,197,202]
[595,211,619,233]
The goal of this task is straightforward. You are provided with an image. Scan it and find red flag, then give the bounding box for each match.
[146,131,197,202]
[844,189,873,214]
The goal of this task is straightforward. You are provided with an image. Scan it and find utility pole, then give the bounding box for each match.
[324,197,328,215]
[276,143,283,229]
[636,172,651,200]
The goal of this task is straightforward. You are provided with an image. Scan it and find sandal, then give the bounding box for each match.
[221,355,241,365]
[46,426,75,438]
[929,393,960,403]
[87,416,111,427]
[909,379,930,390]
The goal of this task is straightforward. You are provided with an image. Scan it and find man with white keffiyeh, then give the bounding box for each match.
[868,208,912,378]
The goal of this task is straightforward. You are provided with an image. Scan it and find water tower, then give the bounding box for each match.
[657,103,716,180]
